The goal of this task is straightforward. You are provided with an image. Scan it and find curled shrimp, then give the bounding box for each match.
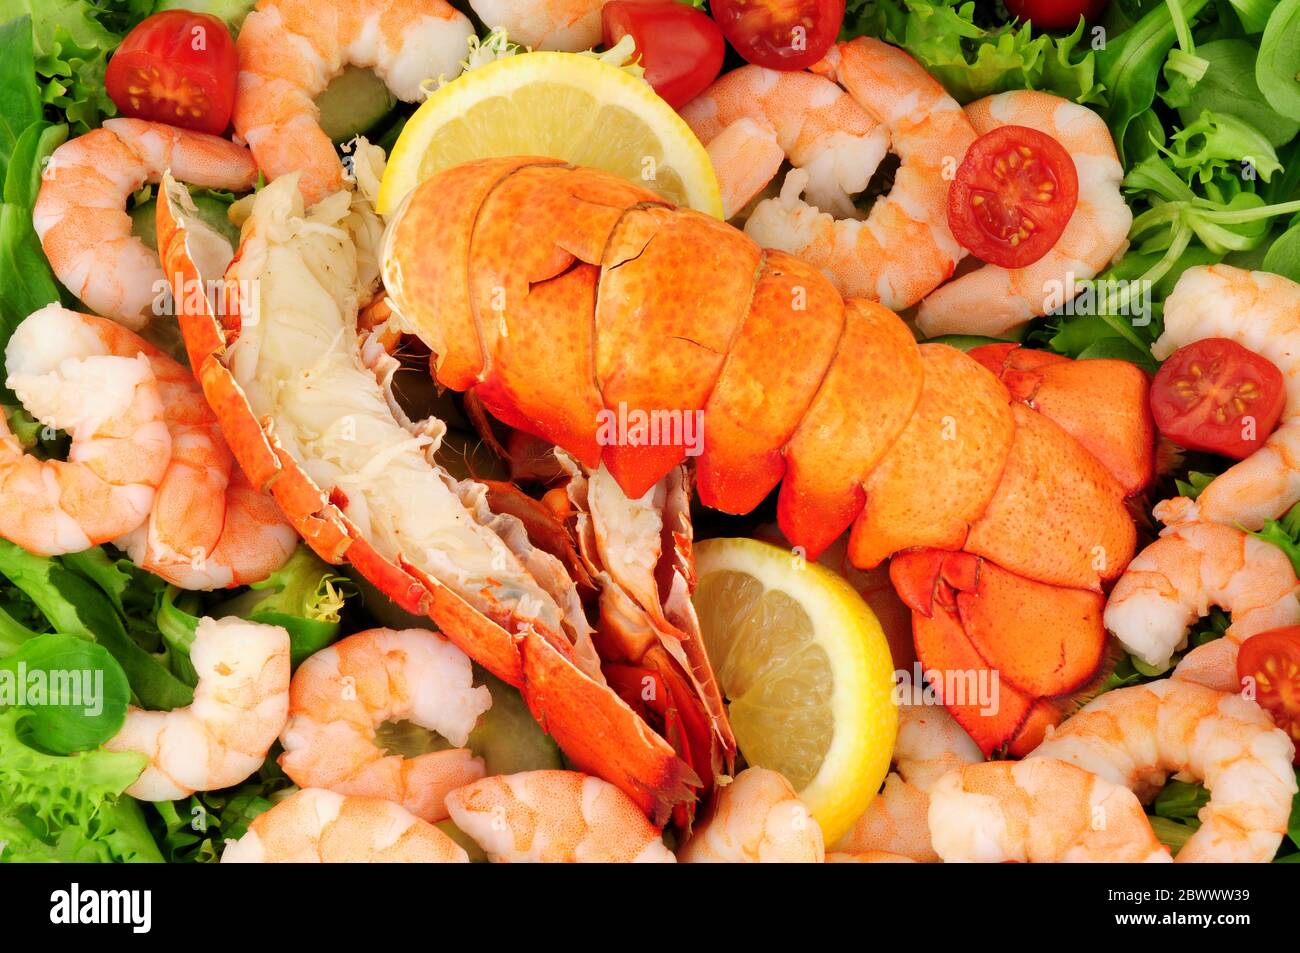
[468,0,606,51]
[105,617,290,800]
[24,305,296,589]
[1104,521,1300,686]
[677,767,824,863]
[33,119,257,329]
[234,0,474,205]
[1154,265,1300,531]
[741,37,976,310]
[927,757,1171,863]
[279,628,492,822]
[681,65,888,220]
[445,770,676,862]
[833,703,982,863]
[222,788,469,863]
[1,305,170,555]
[1030,679,1298,863]
[916,90,1132,338]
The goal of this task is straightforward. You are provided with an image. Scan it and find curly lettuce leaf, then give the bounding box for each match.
[843,0,1103,104]
[0,705,160,862]
[0,0,126,134]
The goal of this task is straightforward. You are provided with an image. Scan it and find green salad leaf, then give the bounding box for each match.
[1257,0,1300,117]
[1251,500,1300,576]
[0,540,193,710]
[842,0,1102,104]
[0,705,159,862]
[0,633,130,753]
[1172,39,1300,147]
[0,1,126,134]
[212,546,355,666]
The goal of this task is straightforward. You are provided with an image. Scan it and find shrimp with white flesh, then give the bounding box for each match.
[234,0,474,205]
[279,628,491,822]
[105,617,290,800]
[19,305,297,588]
[221,788,469,863]
[677,767,825,863]
[741,37,976,310]
[33,118,257,330]
[468,0,607,51]
[445,770,677,863]
[927,758,1171,863]
[0,306,169,555]
[833,703,982,862]
[1153,265,1300,531]
[1104,521,1300,687]
[215,174,597,680]
[1029,679,1298,863]
[916,90,1132,338]
[680,65,889,220]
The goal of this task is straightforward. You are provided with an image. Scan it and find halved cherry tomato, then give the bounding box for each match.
[1237,626,1300,763]
[602,1,725,109]
[1005,0,1109,31]
[1150,338,1286,460]
[947,124,1079,268]
[105,10,238,135]
[710,0,845,71]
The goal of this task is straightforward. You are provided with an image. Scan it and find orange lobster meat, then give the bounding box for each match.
[384,158,1154,756]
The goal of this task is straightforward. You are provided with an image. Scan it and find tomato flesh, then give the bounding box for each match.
[1150,338,1286,460]
[947,125,1079,268]
[105,11,237,136]
[1238,626,1300,764]
[710,0,845,71]
[602,1,725,109]
[1005,0,1109,31]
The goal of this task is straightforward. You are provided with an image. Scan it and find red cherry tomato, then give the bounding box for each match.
[947,125,1078,268]
[1237,626,1300,764]
[602,1,725,109]
[1005,0,1109,30]
[105,10,238,135]
[710,0,845,71]
[1150,338,1286,460]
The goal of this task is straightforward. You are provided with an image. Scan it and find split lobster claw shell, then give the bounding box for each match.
[155,173,730,826]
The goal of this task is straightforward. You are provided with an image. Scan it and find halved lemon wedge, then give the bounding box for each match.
[376,51,722,217]
[692,537,898,844]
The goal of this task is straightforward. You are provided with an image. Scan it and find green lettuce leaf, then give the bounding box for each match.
[0,705,159,862]
[842,0,1102,104]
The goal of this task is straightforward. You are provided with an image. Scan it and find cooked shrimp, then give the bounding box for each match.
[833,703,982,862]
[678,767,825,863]
[445,770,676,862]
[741,37,976,310]
[1154,265,1300,531]
[681,65,889,220]
[20,305,297,588]
[468,0,605,51]
[827,850,917,862]
[33,119,257,330]
[279,628,491,822]
[927,758,1171,863]
[1104,521,1300,686]
[222,788,469,863]
[916,90,1132,338]
[234,0,474,205]
[105,617,290,800]
[1030,679,1298,862]
[0,305,170,555]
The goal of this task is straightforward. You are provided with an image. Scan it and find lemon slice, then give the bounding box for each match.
[376,51,722,217]
[693,537,898,844]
